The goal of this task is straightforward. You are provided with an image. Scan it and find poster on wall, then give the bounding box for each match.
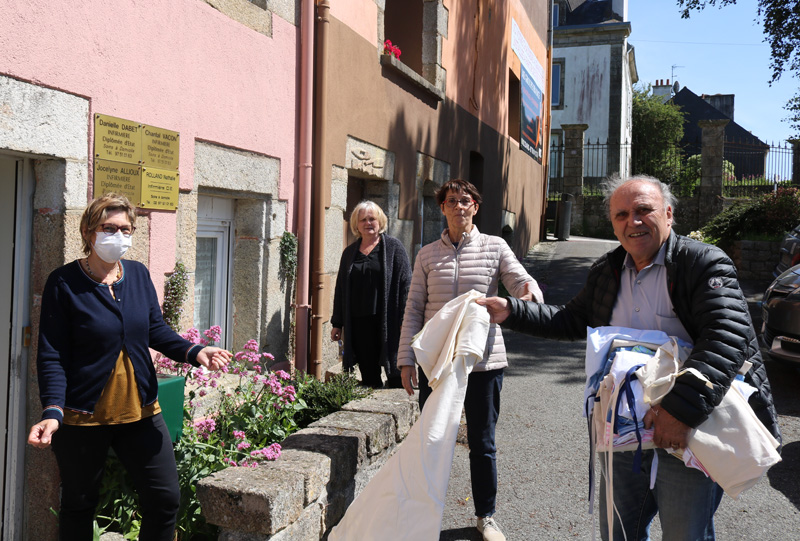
[520,65,543,161]
[511,19,545,163]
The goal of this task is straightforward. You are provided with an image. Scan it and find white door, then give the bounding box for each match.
[194,197,233,349]
[0,155,32,540]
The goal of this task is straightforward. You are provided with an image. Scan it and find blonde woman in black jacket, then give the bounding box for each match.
[331,201,411,388]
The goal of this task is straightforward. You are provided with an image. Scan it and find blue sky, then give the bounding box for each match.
[628,0,798,145]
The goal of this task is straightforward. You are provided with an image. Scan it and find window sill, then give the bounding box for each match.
[380,54,445,102]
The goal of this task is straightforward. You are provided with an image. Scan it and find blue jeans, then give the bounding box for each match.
[51,414,180,541]
[599,448,724,541]
[419,367,504,518]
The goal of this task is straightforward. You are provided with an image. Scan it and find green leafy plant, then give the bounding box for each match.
[292,372,372,428]
[279,231,298,291]
[700,187,800,248]
[162,262,190,331]
[97,327,370,540]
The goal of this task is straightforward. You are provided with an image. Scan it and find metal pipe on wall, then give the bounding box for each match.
[310,0,330,380]
[294,0,315,373]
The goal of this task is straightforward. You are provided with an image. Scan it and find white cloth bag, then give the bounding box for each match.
[635,337,781,499]
[328,290,490,541]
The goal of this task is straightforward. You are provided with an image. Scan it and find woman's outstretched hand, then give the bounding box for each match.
[197,347,232,372]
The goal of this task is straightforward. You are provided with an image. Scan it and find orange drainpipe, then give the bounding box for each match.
[310,0,330,380]
[295,0,315,373]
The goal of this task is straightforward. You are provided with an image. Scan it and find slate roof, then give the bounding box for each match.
[564,0,623,25]
[671,87,767,147]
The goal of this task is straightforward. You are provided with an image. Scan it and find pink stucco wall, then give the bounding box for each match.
[0,0,298,293]
[330,0,378,47]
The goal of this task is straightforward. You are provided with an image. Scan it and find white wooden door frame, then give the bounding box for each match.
[1,155,33,541]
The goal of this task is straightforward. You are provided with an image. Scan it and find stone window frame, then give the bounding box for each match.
[200,0,301,35]
[552,1,560,28]
[377,0,448,101]
[551,57,565,109]
[190,141,288,358]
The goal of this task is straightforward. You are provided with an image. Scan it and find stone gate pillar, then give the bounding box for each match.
[698,119,728,219]
[561,123,588,235]
[790,139,800,184]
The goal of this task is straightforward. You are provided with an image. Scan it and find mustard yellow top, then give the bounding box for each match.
[63,349,160,426]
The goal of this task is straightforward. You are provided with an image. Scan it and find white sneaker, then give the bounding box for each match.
[477,516,506,541]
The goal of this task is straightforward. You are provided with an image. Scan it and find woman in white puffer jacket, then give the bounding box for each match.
[398,178,543,541]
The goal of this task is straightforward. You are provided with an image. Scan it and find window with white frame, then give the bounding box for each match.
[551,59,565,109]
[195,196,234,348]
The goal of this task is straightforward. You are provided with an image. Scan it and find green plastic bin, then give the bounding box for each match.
[157,374,186,442]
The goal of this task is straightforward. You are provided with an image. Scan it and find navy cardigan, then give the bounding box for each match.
[37,260,202,423]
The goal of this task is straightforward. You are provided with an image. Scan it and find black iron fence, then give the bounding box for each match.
[547,138,798,200]
[722,139,796,198]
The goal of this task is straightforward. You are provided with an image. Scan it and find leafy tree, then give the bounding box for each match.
[676,0,800,137]
[632,84,686,183]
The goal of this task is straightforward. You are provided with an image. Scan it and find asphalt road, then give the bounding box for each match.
[440,236,800,540]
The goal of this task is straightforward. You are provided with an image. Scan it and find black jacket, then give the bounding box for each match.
[331,234,411,376]
[503,231,781,443]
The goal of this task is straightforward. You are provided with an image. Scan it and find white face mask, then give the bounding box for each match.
[92,231,132,263]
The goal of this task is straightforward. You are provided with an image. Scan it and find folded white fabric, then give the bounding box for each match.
[328,290,490,540]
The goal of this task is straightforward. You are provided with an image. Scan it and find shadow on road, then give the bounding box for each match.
[503,328,586,385]
[768,441,800,511]
[440,526,481,540]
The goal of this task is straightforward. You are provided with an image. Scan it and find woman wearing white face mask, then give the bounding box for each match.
[27,193,232,541]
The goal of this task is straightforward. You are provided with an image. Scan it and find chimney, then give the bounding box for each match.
[652,79,672,98]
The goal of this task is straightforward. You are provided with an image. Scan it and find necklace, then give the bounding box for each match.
[85,257,121,284]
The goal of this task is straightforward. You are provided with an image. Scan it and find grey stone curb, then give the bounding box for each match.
[196,388,418,539]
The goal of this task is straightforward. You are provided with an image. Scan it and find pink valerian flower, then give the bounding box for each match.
[194,418,216,440]
[233,430,247,440]
[181,328,201,344]
[204,325,222,343]
[266,374,283,396]
[223,457,238,467]
[274,369,289,380]
[237,441,252,450]
[250,443,282,461]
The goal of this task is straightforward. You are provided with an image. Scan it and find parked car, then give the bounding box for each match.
[774,223,800,277]
[762,263,800,364]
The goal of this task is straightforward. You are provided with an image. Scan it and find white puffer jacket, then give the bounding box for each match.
[397,226,543,372]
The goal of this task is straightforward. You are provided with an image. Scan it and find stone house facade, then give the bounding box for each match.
[550,0,637,180]
[320,0,553,365]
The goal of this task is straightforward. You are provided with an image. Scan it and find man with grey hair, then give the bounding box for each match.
[479,174,780,540]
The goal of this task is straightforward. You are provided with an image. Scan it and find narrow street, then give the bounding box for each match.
[441,237,800,540]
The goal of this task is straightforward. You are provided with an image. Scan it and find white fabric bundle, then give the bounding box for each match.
[328,290,490,540]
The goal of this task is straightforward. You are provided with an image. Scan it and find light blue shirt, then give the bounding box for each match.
[609,244,692,344]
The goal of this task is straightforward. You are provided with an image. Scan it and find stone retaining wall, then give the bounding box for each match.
[726,239,781,281]
[196,389,419,540]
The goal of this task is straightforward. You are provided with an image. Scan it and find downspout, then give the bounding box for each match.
[295,0,315,373]
[541,0,555,240]
[310,0,330,380]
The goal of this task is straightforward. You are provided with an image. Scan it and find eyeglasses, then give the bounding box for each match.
[444,197,475,209]
[97,223,136,237]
